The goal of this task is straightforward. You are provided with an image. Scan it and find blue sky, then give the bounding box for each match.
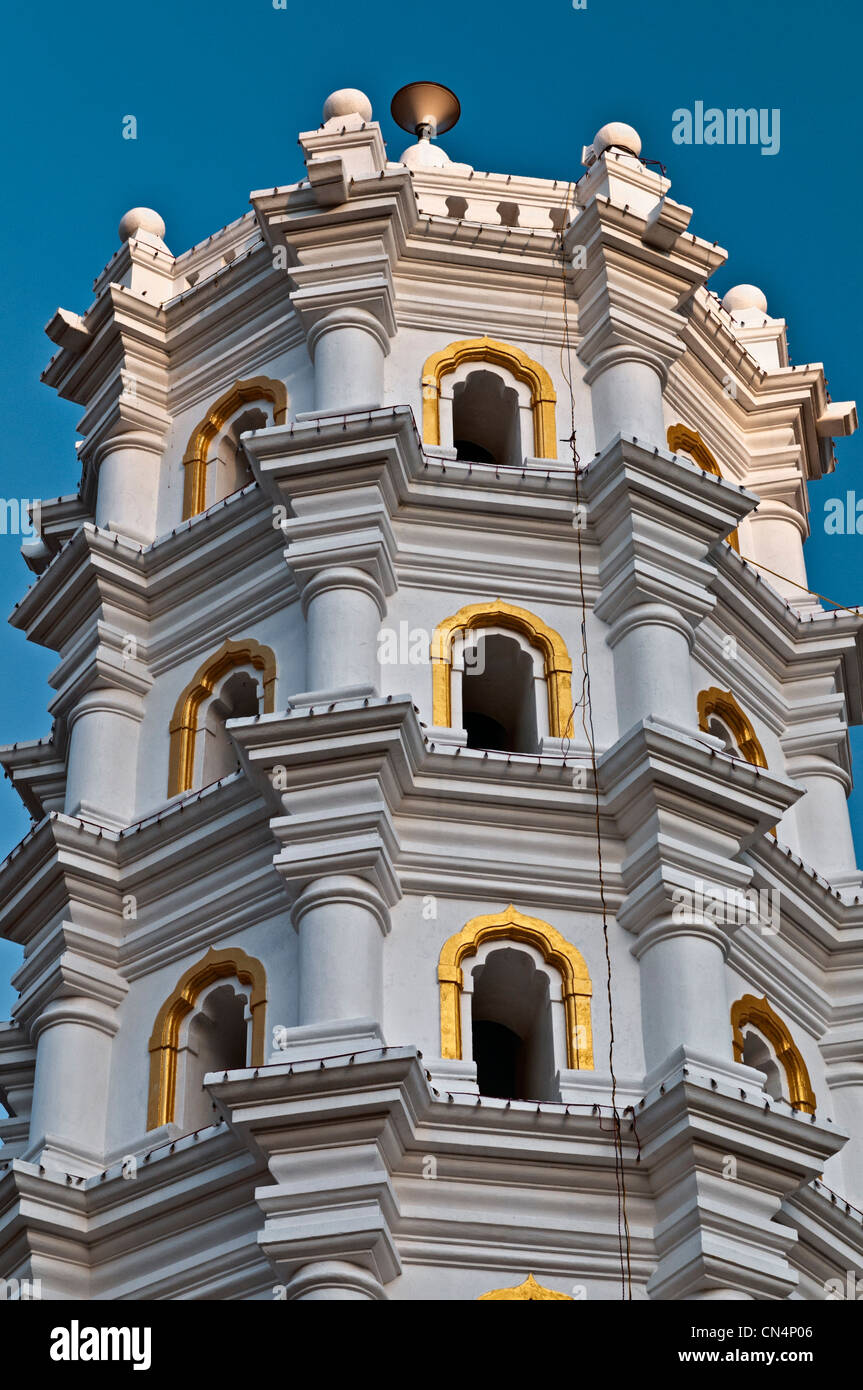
[1,0,862,1017]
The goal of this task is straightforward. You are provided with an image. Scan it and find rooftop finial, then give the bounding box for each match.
[118,207,167,244]
[322,88,373,125]
[583,122,643,167]
[722,284,769,314]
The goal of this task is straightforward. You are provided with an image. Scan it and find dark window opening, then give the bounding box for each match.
[452,369,522,469]
[470,947,558,1102]
[184,985,248,1130]
[454,439,497,465]
[201,669,261,785]
[463,634,539,753]
[214,406,269,502]
[472,1020,522,1100]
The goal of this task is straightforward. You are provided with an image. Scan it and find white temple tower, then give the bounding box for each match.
[1,87,862,1301]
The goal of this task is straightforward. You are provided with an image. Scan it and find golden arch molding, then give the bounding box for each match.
[667,422,740,553]
[479,1273,573,1300]
[730,993,816,1114]
[438,904,593,1069]
[697,686,768,769]
[147,946,267,1129]
[431,598,574,739]
[182,376,288,520]
[422,336,558,460]
[168,637,277,796]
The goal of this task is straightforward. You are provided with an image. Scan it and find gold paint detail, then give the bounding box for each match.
[421,336,558,460]
[438,904,593,1069]
[730,993,816,1114]
[697,686,768,769]
[479,1273,573,1301]
[181,376,288,520]
[666,423,740,553]
[167,637,277,796]
[430,599,574,738]
[146,946,267,1130]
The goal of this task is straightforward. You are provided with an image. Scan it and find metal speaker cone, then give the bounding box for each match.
[390,81,461,138]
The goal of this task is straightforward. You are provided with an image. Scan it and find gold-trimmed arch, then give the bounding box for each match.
[697,686,767,769]
[168,637,277,796]
[422,336,558,460]
[431,599,574,738]
[182,376,288,519]
[667,423,740,553]
[479,1273,573,1301]
[147,946,267,1129]
[730,993,816,1114]
[438,904,593,1069]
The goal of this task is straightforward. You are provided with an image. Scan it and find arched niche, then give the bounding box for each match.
[422,337,558,461]
[181,376,288,519]
[147,946,267,1130]
[168,637,276,796]
[438,904,593,1073]
[431,599,574,744]
[730,993,816,1114]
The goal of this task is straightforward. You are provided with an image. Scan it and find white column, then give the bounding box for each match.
[785,755,858,880]
[636,920,734,1073]
[607,602,698,734]
[307,308,388,414]
[292,875,388,1027]
[302,567,385,696]
[93,429,163,543]
[27,996,120,1173]
[743,501,809,604]
[586,347,667,452]
[283,1260,386,1300]
[825,1063,863,1207]
[65,687,144,827]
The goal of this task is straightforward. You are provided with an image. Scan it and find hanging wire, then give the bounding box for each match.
[558,189,633,1299]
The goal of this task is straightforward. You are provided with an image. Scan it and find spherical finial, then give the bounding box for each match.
[592,122,642,159]
[322,88,373,124]
[722,284,769,314]
[118,207,166,243]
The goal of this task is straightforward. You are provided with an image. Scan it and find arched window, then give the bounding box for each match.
[471,944,557,1100]
[697,687,767,768]
[199,668,262,786]
[452,369,524,467]
[667,423,740,552]
[422,337,558,463]
[147,947,267,1130]
[181,377,288,519]
[730,994,815,1114]
[432,600,574,750]
[168,638,276,796]
[438,905,593,1104]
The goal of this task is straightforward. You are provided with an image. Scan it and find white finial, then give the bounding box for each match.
[722,284,769,314]
[585,122,642,166]
[322,88,373,124]
[118,207,166,243]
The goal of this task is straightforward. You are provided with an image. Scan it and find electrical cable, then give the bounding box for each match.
[558,196,633,1299]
